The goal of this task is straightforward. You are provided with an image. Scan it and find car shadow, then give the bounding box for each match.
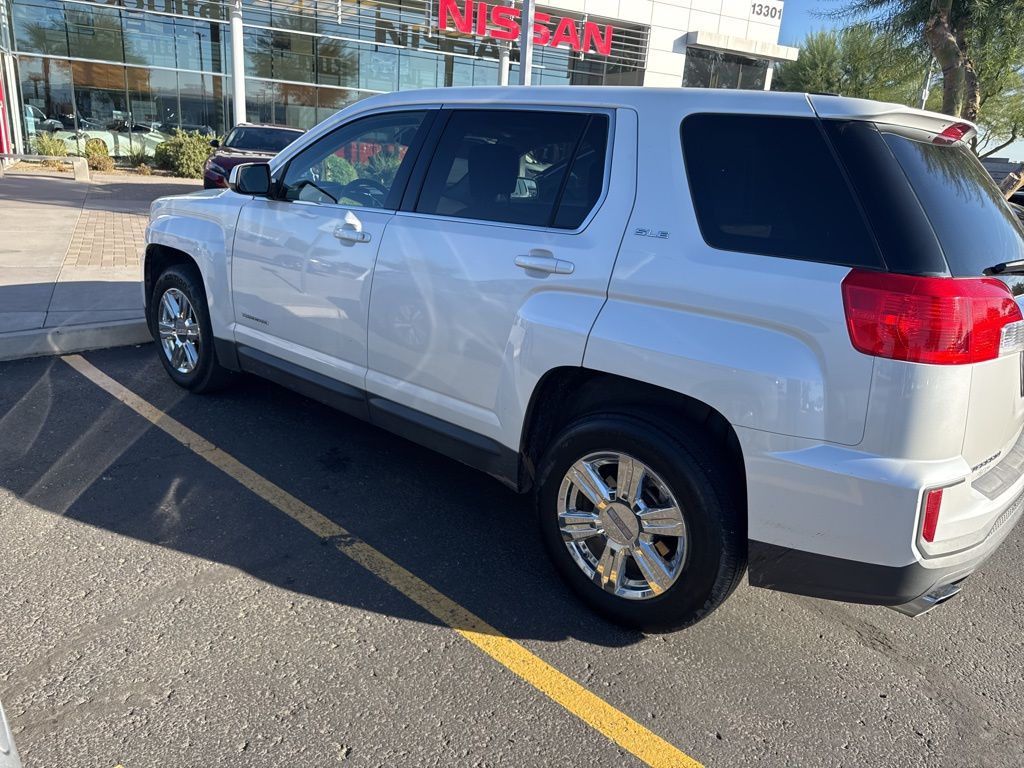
[0,345,643,648]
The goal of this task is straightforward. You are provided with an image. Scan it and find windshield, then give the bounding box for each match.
[883,132,1024,277]
[224,127,302,153]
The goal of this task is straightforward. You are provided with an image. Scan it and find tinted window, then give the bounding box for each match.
[226,127,303,152]
[281,111,426,209]
[681,114,882,268]
[416,110,601,228]
[823,121,947,276]
[553,117,609,229]
[882,132,1024,277]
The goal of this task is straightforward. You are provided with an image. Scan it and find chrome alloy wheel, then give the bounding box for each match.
[157,287,201,374]
[557,452,687,601]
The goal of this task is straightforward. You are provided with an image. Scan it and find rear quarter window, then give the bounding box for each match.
[681,114,883,269]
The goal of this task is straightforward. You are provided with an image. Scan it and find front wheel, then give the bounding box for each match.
[150,264,233,393]
[536,413,745,631]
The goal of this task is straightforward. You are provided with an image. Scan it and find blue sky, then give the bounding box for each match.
[779,0,834,46]
[775,0,1024,158]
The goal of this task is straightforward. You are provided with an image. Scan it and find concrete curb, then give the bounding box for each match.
[0,319,152,362]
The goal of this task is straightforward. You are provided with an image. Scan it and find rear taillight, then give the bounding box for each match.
[922,488,943,543]
[841,269,1023,365]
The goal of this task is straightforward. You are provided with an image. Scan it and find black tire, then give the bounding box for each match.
[535,412,745,632]
[150,263,234,393]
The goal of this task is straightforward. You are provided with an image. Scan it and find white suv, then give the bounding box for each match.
[145,87,1024,630]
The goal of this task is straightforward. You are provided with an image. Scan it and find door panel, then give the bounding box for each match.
[232,201,388,385]
[367,108,637,445]
[230,109,432,386]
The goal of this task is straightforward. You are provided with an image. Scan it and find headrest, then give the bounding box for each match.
[468,143,520,200]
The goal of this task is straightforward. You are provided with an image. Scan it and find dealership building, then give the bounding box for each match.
[0,0,797,157]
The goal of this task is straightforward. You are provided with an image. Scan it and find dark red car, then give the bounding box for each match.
[203,124,304,189]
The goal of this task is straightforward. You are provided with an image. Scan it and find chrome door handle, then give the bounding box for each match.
[514,254,574,275]
[334,226,371,244]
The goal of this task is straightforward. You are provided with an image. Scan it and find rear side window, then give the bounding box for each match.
[881,132,1024,277]
[681,114,882,268]
[416,110,607,228]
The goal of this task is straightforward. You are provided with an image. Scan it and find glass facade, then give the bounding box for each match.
[682,47,769,90]
[2,0,650,157]
[10,0,233,155]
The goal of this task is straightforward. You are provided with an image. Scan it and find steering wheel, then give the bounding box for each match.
[340,177,389,207]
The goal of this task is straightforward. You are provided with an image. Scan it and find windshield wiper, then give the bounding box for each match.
[983,259,1024,276]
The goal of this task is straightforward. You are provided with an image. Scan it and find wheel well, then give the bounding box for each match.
[144,244,199,321]
[519,368,747,510]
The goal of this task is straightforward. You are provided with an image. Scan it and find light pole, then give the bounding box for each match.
[497,0,512,85]
[230,0,247,124]
[919,57,934,110]
[517,0,535,86]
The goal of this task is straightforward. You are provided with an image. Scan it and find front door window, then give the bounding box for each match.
[280,110,427,209]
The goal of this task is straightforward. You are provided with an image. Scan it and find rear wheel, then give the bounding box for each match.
[536,413,745,631]
[150,264,233,393]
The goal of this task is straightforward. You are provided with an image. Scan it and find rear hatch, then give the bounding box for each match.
[877,125,1024,471]
[814,97,1024,548]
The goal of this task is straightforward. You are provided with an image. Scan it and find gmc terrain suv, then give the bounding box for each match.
[144,87,1024,630]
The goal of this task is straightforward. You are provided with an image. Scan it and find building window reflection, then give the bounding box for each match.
[12,0,68,56]
[682,47,769,90]
[65,4,124,63]
[18,54,74,133]
[8,0,652,153]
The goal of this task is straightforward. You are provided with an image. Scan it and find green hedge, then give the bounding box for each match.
[154,130,212,178]
[31,133,68,167]
[84,138,114,172]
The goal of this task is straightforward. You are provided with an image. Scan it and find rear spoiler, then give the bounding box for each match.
[807,94,978,142]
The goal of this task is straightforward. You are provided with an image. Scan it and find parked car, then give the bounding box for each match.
[203,124,304,189]
[144,88,1024,631]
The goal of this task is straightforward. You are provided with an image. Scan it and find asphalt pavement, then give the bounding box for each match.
[0,344,1021,767]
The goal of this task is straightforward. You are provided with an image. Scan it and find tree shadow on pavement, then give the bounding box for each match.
[0,346,643,649]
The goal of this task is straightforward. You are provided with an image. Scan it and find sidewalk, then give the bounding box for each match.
[0,172,201,361]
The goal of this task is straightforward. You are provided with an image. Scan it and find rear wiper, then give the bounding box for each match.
[983,260,1024,276]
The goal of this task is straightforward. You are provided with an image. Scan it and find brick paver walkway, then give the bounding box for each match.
[64,209,149,269]
[0,173,201,337]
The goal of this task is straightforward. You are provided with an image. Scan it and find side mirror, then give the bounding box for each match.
[210,138,220,148]
[230,163,272,196]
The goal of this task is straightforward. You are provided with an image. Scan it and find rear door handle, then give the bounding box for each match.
[514,254,574,275]
[334,226,371,244]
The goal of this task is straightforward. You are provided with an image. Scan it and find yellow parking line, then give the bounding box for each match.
[62,354,702,768]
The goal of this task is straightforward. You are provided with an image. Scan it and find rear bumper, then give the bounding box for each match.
[748,484,1024,609]
[749,540,980,606]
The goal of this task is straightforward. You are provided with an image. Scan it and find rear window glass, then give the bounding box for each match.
[882,133,1024,276]
[225,127,302,152]
[681,114,882,268]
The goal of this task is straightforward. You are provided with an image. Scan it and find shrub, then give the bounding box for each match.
[152,130,211,178]
[127,148,149,168]
[324,154,358,185]
[153,140,173,170]
[31,133,68,168]
[89,155,115,172]
[359,150,403,189]
[84,138,114,171]
[136,163,153,176]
